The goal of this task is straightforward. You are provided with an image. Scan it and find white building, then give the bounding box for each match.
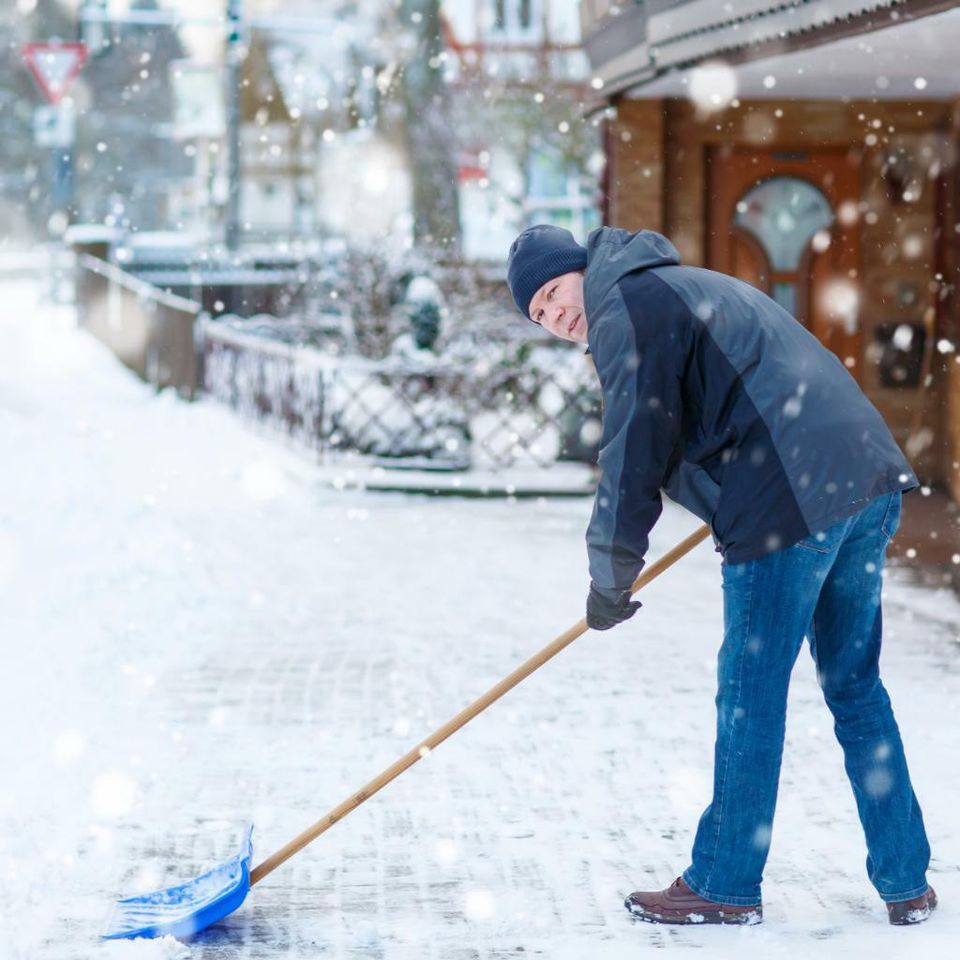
[442,0,598,260]
[165,1,597,258]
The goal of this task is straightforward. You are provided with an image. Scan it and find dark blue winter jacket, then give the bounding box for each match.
[584,227,917,591]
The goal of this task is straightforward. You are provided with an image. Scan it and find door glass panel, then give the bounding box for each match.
[771,282,796,316]
[734,177,833,271]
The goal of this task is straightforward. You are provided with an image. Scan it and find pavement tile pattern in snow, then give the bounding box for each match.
[0,280,957,959]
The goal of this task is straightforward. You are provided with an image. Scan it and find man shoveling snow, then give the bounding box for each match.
[506,224,935,927]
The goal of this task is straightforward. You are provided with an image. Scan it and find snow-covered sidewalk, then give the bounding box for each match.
[1,279,957,960]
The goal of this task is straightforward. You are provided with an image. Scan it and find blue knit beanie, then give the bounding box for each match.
[507,225,588,320]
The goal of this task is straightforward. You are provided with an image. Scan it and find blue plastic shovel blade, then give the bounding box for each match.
[102,824,254,941]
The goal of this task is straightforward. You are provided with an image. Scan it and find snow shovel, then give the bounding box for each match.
[103,523,711,941]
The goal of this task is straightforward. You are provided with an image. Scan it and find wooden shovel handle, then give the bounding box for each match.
[250,523,712,886]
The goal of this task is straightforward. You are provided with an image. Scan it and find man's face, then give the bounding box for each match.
[528,271,587,344]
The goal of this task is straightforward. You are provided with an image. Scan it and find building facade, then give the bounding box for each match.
[581,0,960,499]
[443,0,599,258]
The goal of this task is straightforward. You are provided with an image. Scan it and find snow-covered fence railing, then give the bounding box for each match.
[200,322,332,449]
[200,322,603,470]
[75,254,204,398]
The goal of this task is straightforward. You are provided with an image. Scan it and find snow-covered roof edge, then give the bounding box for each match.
[585,0,952,100]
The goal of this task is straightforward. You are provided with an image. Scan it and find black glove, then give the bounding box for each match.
[586,582,642,631]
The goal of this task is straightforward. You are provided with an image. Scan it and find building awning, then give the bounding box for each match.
[588,0,960,101]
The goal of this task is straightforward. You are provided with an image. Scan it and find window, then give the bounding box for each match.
[492,0,537,35]
[733,176,833,316]
[525,146,599,243]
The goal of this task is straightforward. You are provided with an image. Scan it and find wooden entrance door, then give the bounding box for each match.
[708,147,862,380]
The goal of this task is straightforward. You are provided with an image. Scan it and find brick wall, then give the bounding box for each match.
[604,99,665,233]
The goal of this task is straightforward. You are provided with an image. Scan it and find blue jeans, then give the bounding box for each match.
[683,492,930,906]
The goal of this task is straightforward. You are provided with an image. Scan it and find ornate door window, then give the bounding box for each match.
[733,176,834,318]
[708,147,861,379]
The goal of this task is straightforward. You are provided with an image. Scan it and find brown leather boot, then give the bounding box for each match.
[624,876,762,925]
[887,885,937,925]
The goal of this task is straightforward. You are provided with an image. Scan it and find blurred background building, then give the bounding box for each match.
[0,0,601,256]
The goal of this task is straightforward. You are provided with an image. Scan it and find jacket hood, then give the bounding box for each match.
[585,228,681,306]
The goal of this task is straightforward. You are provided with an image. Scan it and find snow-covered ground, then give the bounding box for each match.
[1,277,958,960]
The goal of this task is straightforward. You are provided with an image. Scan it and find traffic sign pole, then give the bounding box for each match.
[225,0,243,253]
[22,42,88,231]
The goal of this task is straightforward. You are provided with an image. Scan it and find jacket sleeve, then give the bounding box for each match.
[586,291,686,591]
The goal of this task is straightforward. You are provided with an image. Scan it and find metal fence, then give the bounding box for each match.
[68,256,603,472]
[201,321,603,471]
